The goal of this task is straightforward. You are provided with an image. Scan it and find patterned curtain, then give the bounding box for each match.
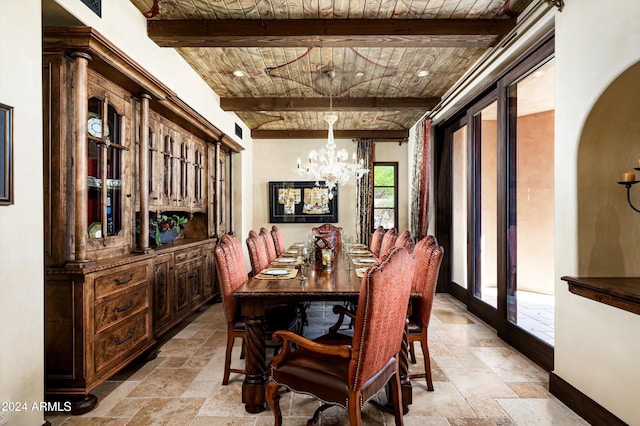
[410,122,424,240]
[356,138,374,245]
[410,119,431,240]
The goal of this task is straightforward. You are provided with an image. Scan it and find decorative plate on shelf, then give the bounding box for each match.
[88,222,102,238]
[87,117,109,138]
[261,269,290,276]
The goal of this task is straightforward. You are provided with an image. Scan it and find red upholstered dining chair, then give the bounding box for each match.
[394,230,414,253]
[271,225,285,257]
[265,247,415,426]
[378,227,398,257]
[214,234,302,385]
[369,226,385,257]
[312,223,343,250]
[406,235,444,391]
[246,230,269,276]
[260,227,278,262]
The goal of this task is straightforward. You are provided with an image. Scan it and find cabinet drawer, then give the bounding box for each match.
[94,286,148,333]
[175,248,204,264]
[94,264,148,299]
[94,310,149,372]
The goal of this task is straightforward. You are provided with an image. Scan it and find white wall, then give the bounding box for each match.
[51,0,251,146]
[554,2,640,423]
[252,138,359,245]
[420,1,640,423]
[0,1,45,425]
[252,138,408,247]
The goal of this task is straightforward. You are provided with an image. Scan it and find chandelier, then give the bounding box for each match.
[293,98,369,199]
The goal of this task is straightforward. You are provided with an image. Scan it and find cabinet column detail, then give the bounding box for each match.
[139,94,151,250]
[214,140,221,238]
[229,152,234,235]
[73,52,91,262]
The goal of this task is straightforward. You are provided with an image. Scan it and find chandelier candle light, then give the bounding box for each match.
[293,98,369,198]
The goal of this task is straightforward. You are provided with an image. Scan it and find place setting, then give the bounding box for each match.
[255,268,299,280]
[270,257,302,267]
[352,257,377,267]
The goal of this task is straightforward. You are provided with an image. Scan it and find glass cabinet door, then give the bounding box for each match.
[87,97,124,238]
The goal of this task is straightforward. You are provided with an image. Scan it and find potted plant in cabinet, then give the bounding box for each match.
[149,213,188,246]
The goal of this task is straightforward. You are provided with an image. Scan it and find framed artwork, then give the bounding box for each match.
[0,103,13,205]
[269,181,338,223]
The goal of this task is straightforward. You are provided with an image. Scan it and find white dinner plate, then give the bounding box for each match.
[286,249,299,254]
[351,249,370,254]
[261,269,290,276]
[275,258,295,263]
[355,258,376,263]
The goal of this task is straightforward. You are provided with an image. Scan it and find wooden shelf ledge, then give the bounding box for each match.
[562,276,640,316]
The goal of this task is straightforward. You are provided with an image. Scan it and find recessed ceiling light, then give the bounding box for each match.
[533,70,544,78]
[416,70,429,77]
[355,71,365,77]
[233,70,246,77]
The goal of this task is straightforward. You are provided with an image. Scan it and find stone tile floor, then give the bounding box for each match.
[45,295,586,425]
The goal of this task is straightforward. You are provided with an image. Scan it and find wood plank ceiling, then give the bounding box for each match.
[130,0,535,139]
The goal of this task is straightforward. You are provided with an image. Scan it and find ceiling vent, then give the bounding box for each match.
[80,0,101,17]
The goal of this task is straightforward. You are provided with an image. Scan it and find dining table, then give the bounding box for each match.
[233,243,419,414]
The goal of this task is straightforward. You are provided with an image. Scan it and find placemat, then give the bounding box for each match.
[356,267,370,278]
[349,249,372,256]
[281,248,301,257]
[270,258,302,267]
[352,258,378,267]
[255,268,299,280]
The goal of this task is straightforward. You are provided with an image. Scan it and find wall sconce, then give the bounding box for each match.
[617,162,640,213]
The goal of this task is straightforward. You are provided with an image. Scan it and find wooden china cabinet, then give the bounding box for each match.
[42,27,241,414]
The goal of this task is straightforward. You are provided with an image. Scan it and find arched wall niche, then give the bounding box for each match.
[577,60,640,276]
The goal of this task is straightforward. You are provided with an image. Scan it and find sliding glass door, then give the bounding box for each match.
[436,37,555,370]
[505,58,556,347]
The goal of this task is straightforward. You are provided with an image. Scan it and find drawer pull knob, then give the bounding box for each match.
[115,274,134,285]
[114,300,133,313]
[176,254,187,261]
[114,328,135,345]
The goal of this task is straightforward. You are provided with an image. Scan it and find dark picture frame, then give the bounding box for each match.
[269,181,338,223]
[0,103,13,205]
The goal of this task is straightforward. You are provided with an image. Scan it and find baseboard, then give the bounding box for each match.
[549,372,628,426]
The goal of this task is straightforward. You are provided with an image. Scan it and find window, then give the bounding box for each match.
[372,162,398,230]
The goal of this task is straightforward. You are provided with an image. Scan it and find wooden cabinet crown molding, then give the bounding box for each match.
[43,26,243,153]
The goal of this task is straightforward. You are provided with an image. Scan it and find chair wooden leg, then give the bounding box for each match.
[420,334,434,391]
[265,381,283,426]
[222,333,234,385]
[347,390,363,426]
[240,339,245,360]
[390,366,404,426]
[408,340,417,364]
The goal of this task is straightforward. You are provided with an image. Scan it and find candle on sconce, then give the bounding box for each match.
[621,172,636,182]
[297,157,301,169]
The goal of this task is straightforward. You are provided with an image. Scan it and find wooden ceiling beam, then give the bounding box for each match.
[148,19,515,48]
[221,97,439,112]
[251,129,409,139]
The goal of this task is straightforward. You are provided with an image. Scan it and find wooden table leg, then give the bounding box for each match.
[241,300,267,413]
